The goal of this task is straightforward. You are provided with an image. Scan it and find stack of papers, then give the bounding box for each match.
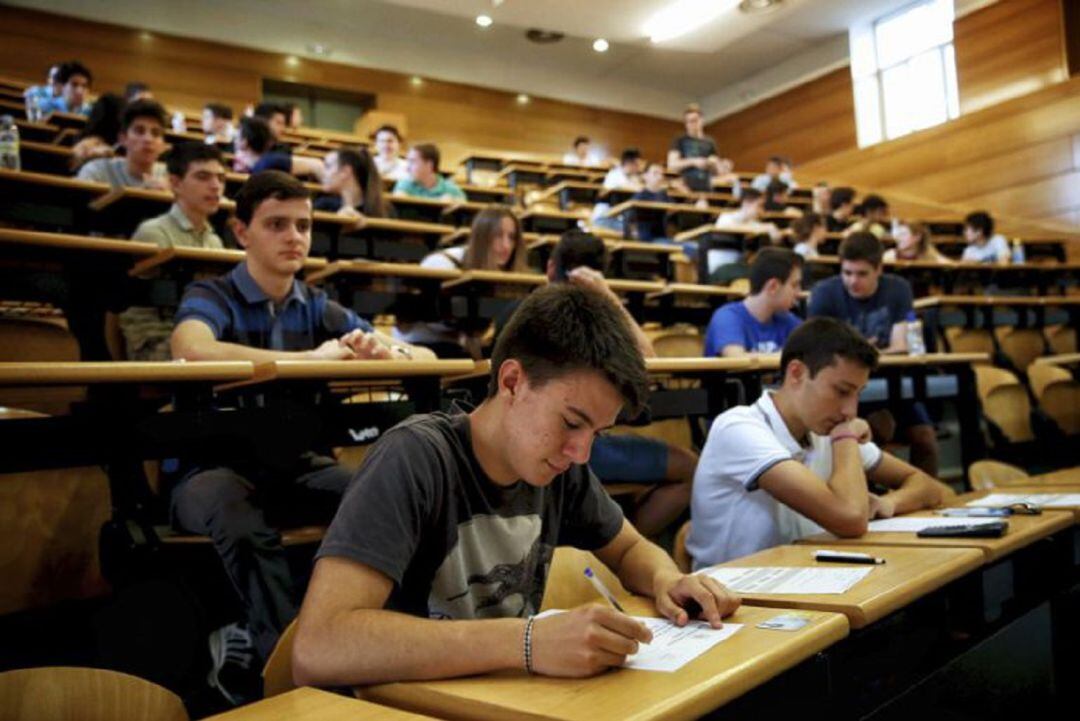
[967,492,1080,508]
[701,566,872,595]
[867,517,1003,532]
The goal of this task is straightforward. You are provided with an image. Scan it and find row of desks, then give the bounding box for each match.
[206,468,1080,720]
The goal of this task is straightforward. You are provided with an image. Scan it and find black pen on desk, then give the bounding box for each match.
[813,550,886,565]
[584,567,626,612]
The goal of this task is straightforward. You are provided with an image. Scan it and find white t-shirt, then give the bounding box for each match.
[375,155,409,182]
[602,166,642,191]
[961,234,1009,263]
[419,245,465,270]
[687,391,882,568]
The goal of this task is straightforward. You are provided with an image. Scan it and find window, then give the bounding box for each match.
[850,0,959,146]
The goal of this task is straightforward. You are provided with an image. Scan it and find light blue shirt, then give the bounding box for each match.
[393,175,466,201]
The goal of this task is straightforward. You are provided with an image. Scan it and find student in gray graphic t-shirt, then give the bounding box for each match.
[294,284,741,687]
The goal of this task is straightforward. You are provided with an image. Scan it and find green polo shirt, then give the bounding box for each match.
[392,175,466,201]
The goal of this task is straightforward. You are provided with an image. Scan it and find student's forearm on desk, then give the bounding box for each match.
[293,608,523,686]
[887,472,953,515]
[172,336,312,362]
[603,532,681,598]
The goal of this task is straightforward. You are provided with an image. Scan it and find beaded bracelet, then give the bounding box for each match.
[523,615,536,674]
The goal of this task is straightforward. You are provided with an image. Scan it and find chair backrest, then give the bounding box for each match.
[262,619,299,698]
[1027,362,1080,434]
[0,666,188,721]
[1043,324,1077,355]
[994,326,1046,372]
[967,460,1029,491]
[974,365,1033,443]
[673,521,692,573]
[944,326,994,356]
[649,325,704,358]
[541,547,629,611]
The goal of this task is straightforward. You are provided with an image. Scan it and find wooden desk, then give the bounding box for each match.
[496,162,548,189]
[40,111,87,130]
[0,227,160,266]
[14,119,60,143]
[796,510,1073,563]
[1033,353,1080,368]
[314,213,456,263]
[442,270,546,292]
[213,685,441,720]
[606,240,680,281]
[0,360,253,387]
[958,486,1080,520]
[306,260,459,320]
[645,283,747,326]
[808,256,1080,294]
[441,200,487,228]
[130,246,326,278]
[519,208,583,234]
[387,194,452,224]
[606,201,719,240]
[459,184,516,205]
[0,167,110,229]
[537,180,601,209]
[707,544,984,629]
[245,359,477,384]
[13,139,73,175]
[364,600,848,721]
[1025,467,1080,486]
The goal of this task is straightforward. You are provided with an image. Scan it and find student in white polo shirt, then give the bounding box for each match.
[687,317,953,568]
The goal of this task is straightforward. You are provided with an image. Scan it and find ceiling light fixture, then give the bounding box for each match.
[306,43,332,56]
[644,0,740,43]
[410,75,424,86]
[738,0,782,12]
[285,55,300,67]
[516,93,530,104]
[476,15,493,28]
[593,38,610,52]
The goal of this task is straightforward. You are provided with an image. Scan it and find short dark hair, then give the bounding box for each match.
[830,186,856,211]
[741,187,764,203]
[57,60,92,85]
[791,212,824,242]
[253,102,287,120]
[767,155,791,167]
[412,143,441,172]
[552,230,606,280]
[121,99,167,131]
[780,317,879,380]
[204,102,234,121]
[964,211,994,237]
[619,148,641,165]
[124,82,149,101]
[166,142,224,178]
[860,194,888,213]
[573,135,590,147]
[839,231,884,266]
[234,170,311,225]
[238,116,275,154]
[374,124,402,141]
[488,284,649,415]
[749,247,802,294]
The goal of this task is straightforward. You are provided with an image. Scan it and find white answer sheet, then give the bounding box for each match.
[625,618,743,672]
[967,493,1080,508]
[701,566,873,595]
[867,517,1003,532]
[535,610,742,672]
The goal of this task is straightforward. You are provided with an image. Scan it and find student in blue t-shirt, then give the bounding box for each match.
[704,247,803,357]
[235,116,325,181]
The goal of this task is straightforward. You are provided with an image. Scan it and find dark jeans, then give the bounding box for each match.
[170,453,351,659]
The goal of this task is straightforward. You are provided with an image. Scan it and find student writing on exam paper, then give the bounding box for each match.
[687,318,954,568]
[292,284,740,686]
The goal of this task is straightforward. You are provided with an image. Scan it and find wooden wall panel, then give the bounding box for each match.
[704,68,856,171]
[705,0,1068,176]
[954,0,1068,114]
[0,6,681,166]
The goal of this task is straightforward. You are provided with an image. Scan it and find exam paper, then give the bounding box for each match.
[625,618,743,672]
[967,493,1080,508]
[868,517,1002,532]
[701,566,872,595]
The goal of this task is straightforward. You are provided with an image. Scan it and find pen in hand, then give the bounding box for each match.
[583,567,626,613]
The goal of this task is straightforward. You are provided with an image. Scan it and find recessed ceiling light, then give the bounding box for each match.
[593,38,610,52]
[739,0,782,12]
[285,55,300,67]
[476,15,493,28]
[516,93,530,104]
[306,43,331,56]
[644,0,739,43]
[139,31,153,41]
[410,75,424,86]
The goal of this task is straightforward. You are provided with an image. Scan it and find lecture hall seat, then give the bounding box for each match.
[0,666,188,721]
[973,365,1034,444]
[966,460,1030,491]
[1027,362,1080,434]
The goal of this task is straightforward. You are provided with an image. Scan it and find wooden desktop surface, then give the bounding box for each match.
[0,168,109,195]
[1033,354,1080,368]
[0,361,254,386]
[958,485,1080,520]
[1024,467,1080,486]
[914,295,1080,309]
[707,544,984,629]
[0,227,161,258]
[750,352,989,373]
[362,600,847,721]
[205,687,438,720]
[795,509,1073,562]
[442,270,547,290]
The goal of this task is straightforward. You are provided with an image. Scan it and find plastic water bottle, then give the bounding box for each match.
[905,311,926,356]
[1011,239,1025,264]
[0,115,19,171]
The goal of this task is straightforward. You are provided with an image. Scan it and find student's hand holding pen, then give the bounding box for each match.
[530,605,652,678]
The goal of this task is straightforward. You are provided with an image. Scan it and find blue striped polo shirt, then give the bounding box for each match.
[175,262,372,350]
